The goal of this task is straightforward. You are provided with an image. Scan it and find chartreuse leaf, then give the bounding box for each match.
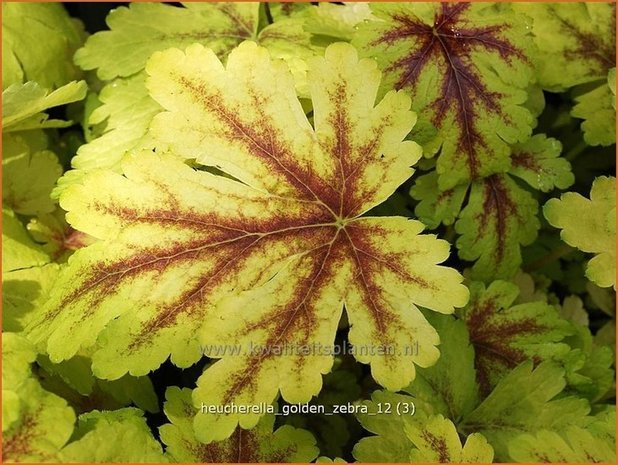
[2,334,75,462]
[2,208,50,273]
[509,134,574,192]
[1,3,84,89]
[412,135,572,279]
[37,355,159,413]
[3,333,37,391]
[459,281,573,396]
[3,264,60,332]
[160,387,318,462]
[405,414,494,463]
[456,174,539,281]
[3,378,76,463]
[70,74,160,175]
[460,361,591,461]
[409,172,467,229]
[353,390,418,462]
[3,133,62,215]
[27,42,468,443]
[60,3,324,197]
[515,3,615,91]
[58,409,165,462]
[572,68,617,147]
[2,80,87,131]
[544,176,616,288]
[354,3,535,189]
[508,410,616,463]
[75,2,259,80]
[407,313,478,421]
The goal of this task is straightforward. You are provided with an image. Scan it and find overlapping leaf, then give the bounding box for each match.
[354,2,535,189]
[58,409,165,462]
[2,80,87,132]
[508,410,616,463]
[572,68,617,147]
[1,3,84,90]
[515,2,615,91]
[405,415,494,463]
[412,135,573,281]
[26,42,468,442]
[459,281,573,396]
[544,176,616,288]
[459,361,591,461]
[160,387,318,462]
[2,334,76,463]
[59,2,326,197]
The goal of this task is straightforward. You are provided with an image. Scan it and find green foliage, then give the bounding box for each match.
[2,2,615,463]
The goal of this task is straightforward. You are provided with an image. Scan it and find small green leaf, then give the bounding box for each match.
[571,68,617,146]
[2,208,50,273]
[410,172,467,229]
[59,408,165,462]
[544,176,616,288]
[516,3,615,91]
[160,387,319,462]
[460,361,590,461]
[353,390,418,462]
[456,174,539,281]
[510,134,574,192]
[508,410,616,463]
[2,80,87,131]
[407,313,478,421]
[405,414,494,463]
[460,281,573,396]
[3,133,62,215]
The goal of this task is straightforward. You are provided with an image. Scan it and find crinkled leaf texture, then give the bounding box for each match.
[354,2,535,189]
[26,42,468,442]
[160,387,318,462]
[544,176,616,288]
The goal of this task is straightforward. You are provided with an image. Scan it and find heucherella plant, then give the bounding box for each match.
[1,2,616,463]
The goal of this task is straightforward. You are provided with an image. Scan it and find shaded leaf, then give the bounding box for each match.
[516,2,615,91]
[160,387,318,463]
[456,174,539,281]
[460,361,590,461]
[2,133,62,215]
[59,409,165,462]
[405,414,493,463]
[509,134,574,192]
[354,2,535,189]
[460,281,573,396]
[571,68,617,146]
[1,3,84,89]
[2,80,87,131]
[544,176,616,288]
